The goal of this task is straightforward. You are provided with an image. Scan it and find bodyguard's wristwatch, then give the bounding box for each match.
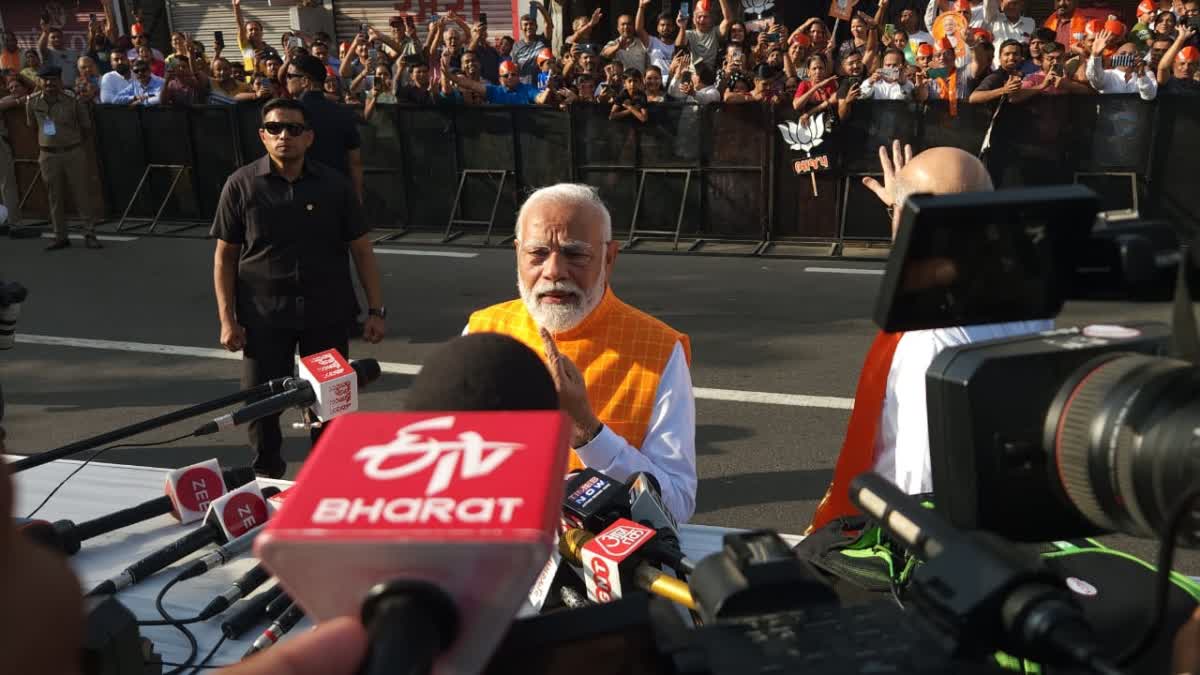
[368,306,387,319]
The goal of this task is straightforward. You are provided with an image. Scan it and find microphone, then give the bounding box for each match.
[165,461,255,524]
[196,562,272,620]
[264,588,295,621]
[627,472,694,575]
[175,523,265,581]
[192,354,380,436]
[849,472,1115,671]
[255,407,571,675]
[87,483,279,597]
[562,468,631,533]
[559,521,696,610]
[243,602,305,658]
[16,465,254,555]
[221,583,285,640]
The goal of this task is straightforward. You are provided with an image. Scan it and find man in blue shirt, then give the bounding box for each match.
[111,59,164,105]
[445,59,551,103]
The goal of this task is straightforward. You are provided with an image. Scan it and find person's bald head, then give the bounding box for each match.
[891,147,993,236]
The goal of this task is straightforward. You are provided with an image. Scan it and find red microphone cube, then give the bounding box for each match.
[256,410,570,674]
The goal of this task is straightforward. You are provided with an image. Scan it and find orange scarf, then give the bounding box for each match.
[467,287,691,471]
[806,330,904,534]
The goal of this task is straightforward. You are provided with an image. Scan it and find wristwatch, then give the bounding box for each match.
[368,306,387,319]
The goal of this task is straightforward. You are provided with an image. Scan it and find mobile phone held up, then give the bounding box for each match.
[766,32,781,42]
[479,12,488,26]
[214,30,225,49]
[681,1,691,18]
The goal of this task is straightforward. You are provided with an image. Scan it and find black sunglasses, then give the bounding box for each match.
[260,122,309,137]
[284,71,307,79]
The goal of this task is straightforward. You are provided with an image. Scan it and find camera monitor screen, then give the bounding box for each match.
[874,185,1100,333]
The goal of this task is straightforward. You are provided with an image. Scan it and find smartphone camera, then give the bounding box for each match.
[480,12,489,26]
[1112,53,1135,68]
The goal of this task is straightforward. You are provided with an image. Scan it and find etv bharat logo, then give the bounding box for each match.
[353,416,524,496]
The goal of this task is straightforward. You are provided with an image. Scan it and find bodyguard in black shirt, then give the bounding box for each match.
[211,98,386,478]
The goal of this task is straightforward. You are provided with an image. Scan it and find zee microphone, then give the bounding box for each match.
[16,465,254,555]
[87,484,279,597]
[193,354,380,436]
[221,583,285,640]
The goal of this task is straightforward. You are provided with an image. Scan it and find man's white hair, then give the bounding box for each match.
[515,184,613,243]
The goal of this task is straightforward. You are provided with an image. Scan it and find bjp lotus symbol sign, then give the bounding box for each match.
[778,113,831,196]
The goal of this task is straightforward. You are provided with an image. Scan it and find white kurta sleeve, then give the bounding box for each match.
[574,341,698,523]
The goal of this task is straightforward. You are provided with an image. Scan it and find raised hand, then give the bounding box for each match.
[1092,30,1111,56]
[862,139,914,209]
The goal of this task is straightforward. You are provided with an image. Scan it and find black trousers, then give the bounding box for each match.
[240,321,350,472]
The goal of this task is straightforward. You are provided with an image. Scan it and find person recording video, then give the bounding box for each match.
[807,141,1052,533]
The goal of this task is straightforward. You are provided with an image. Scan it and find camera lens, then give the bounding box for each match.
[1045,353,1200,541]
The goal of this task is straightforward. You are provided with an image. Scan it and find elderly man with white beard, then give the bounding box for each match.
[464,184,698,523]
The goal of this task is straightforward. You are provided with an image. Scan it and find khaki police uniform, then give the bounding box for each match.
[25,89,97,240]
[0,109,19,225]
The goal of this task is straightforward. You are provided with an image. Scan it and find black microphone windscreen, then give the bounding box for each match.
[351,358,382,386]
[406,333,558,412]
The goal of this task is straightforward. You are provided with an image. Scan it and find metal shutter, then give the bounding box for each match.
[332,0,515,50]
[166,0,296,53]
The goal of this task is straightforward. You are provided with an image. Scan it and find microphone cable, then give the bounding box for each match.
[151,572,200,675]
[24,431,196,518]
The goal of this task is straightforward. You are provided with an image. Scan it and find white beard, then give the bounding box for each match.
[517,261,607,333]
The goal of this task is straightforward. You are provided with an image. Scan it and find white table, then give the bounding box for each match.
[8,457,800,670]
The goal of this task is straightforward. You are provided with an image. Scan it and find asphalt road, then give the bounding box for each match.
[1,233,1195,572]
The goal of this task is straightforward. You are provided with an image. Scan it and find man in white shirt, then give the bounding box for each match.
[636,0,678,73]
[1086,31,1158,99]
[860,48,916,98]
[99,50,132,104]
[463,184,697,523]
[807,142,1052,530]
[985,0,1037,67]
[675,0,726,68]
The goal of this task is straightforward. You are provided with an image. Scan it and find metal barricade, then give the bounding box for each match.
[1,96,1189,257]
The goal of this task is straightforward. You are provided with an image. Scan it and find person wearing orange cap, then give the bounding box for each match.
[446,59,552,104]
[1132,0,1167,49]
[1086,29,1158,98]
[603,14,651,73]
[1158,25,1200,92]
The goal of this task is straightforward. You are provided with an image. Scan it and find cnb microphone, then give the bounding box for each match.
[17,465,254,555]
[256,409,571,675]
[193,353,380,436]
[87,483,279,597]
[560,520,695,610]
[849,472,1115,671]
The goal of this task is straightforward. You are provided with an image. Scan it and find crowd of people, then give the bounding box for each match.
[0,0,1196,128]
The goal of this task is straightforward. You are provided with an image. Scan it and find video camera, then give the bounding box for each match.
[874,184,1200,544]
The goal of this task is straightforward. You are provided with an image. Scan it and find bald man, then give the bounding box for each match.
[807,142,1053,532]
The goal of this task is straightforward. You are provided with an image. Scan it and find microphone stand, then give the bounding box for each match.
[8,378,294,473]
